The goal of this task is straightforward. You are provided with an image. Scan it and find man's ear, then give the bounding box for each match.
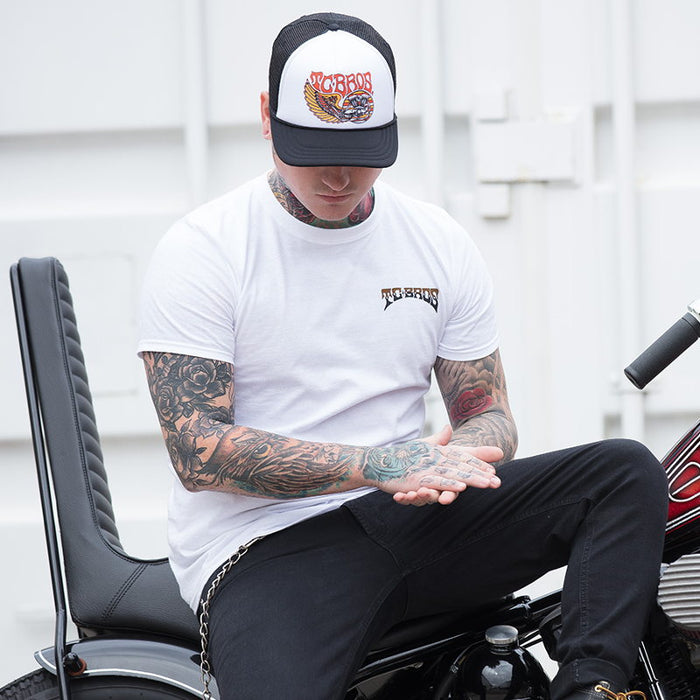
[260,92,272,141]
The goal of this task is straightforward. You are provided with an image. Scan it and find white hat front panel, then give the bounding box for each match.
[276,31,394,130]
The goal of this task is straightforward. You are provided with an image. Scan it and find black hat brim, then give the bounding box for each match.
[270,113,398,168]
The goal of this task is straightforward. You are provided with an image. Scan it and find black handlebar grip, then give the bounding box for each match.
[624,312,700,390]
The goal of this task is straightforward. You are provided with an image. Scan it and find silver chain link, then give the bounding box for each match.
[198,536,265,699]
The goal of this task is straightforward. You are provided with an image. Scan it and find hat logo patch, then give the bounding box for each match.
[304,71,374,124]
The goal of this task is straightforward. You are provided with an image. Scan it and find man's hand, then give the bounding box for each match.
[377,425,503,507]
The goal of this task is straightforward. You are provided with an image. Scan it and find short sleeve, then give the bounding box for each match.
[137,220,238,364]
[437,230,499,361]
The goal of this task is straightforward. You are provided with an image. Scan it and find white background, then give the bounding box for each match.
[1,0,699,687]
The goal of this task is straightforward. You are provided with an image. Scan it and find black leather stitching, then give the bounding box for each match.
[101,563,148,623]
[51,261,123,550]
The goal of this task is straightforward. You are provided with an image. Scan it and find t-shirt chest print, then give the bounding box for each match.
[381,287,439,312]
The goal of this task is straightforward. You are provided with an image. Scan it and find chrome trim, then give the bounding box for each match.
[688,299,700,323]
[35,640,209,698]
[638,641,666,700]
[76,668,203,697]
[36,647,56,672]
[664,430,700,530]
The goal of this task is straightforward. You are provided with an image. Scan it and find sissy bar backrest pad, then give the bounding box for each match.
[11,256,199,642]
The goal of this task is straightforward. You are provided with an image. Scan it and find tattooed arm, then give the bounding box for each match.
[142,351,502,504]
[433,349,518,465]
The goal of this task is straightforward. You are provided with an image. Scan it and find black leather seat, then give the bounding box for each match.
[13,257,199,642]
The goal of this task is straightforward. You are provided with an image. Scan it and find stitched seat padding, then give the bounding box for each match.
[16,257,199,641]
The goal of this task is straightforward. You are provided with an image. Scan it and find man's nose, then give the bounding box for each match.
[320,167,351,191]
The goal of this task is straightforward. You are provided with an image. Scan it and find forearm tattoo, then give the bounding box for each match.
[434,350,518,464]
[143,352,429,498]
[204,431,355,497]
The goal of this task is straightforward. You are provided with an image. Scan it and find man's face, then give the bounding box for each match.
[271,151,382,221]
[261,92,382,221]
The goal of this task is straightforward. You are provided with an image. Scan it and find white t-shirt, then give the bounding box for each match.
[138,174,499,610]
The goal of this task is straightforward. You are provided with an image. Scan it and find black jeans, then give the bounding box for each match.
[206,439,667,700]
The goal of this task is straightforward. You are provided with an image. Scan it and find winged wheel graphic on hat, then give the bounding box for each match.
[303,81,374,124]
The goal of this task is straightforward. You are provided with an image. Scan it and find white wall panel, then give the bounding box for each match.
[205,0,277,126]
[0,0,183,134]
[208,124,274,195]
[636,103,700,184]
[634,0,700,103]
[0,130,188,217]
[592,0,700,105]
[593,106,615,182]
[444,0,514,116]
[540,0,593,107]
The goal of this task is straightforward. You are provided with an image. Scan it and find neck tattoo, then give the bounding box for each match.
[267,171,374,229]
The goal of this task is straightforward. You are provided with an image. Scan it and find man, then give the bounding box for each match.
[138,12,667,700]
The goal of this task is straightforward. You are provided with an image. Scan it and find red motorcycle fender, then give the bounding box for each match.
[34,636,210,698]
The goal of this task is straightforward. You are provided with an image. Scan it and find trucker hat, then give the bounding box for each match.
[268,12,398,167]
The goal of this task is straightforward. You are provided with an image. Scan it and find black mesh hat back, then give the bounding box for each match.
[267,12,399,167]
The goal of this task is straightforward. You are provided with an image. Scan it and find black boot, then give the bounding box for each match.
[563,680,647,700]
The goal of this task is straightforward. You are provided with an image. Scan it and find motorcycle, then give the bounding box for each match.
[1,255,700,699]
